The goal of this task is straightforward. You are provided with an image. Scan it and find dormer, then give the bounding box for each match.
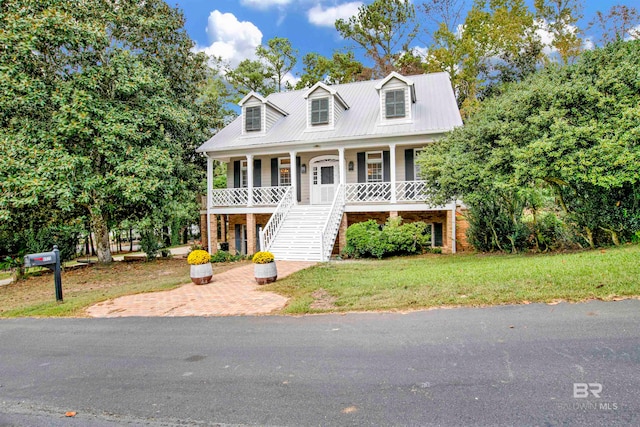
[303,82,349,130]
[375,72,416,125]
[238,92,288,136]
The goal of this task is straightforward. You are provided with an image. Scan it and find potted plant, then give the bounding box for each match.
[252,251,277,285]
[187,249,213,285]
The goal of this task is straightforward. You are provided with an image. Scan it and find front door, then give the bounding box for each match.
[310,157,339,204]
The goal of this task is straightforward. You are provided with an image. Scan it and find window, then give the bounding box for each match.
[311,98,329,125]
[366,152,383,183]
[240,160,248,188]
[245,106,261,132]
[414,149,424,179]
[385,89,405,119]
[278,158,291,186]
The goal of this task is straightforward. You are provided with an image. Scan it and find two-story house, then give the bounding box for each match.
[196,71,467,261]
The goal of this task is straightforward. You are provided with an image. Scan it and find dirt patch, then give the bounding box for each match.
[310,288,338,310]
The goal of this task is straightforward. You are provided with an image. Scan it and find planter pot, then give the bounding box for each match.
[190,263,213,285]
[254,262,277,285]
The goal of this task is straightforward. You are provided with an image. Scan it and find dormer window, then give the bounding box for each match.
[385,89,406,119]
[311,98,329,125]
[245,106,261,132]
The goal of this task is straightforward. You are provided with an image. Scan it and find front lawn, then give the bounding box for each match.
[264,244,640,314]
[0,259,246,318]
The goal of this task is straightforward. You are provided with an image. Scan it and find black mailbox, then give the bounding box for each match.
[24,245,63,302]
[24,251,57,268]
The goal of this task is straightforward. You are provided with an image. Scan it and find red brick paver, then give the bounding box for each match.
[86,261,315,318]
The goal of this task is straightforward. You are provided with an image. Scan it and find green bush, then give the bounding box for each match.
[24,225,81,262]
[344,217,432,259]
[210,250,244,263]
[140,230,160,260]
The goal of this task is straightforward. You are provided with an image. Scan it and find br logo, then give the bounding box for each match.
[573,383,602,398]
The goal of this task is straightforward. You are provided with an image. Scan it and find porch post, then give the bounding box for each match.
[246,154,254,207]
[389,143,397,203]
[451,201,457,254]
[206,154,213,253]
[338,147,346,185]
[289,151,297,205]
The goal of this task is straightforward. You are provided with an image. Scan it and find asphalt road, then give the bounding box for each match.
[1,300,639,426]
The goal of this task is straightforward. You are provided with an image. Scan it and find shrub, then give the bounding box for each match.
[140,230,160,260]
[382,217,431,255]
[187,249,211,265]
[210,250,244,263]
[344,217,432,259]
[252,251,275,264]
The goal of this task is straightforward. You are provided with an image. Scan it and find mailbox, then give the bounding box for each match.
[24,245,63,302]
[24,251,58,268]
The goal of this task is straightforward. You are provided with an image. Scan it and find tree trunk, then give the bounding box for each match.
[584,227,595,249]
[91,210,113,263]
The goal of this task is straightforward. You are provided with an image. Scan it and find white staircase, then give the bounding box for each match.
[268,205,333,261]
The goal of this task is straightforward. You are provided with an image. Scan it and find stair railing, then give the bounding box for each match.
[319,184,346,261]
[259,187,294,252]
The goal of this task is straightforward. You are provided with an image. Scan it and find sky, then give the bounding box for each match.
[170,0,639,81]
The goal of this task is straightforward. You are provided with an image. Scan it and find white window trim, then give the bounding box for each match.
[366,151,384,183]
[385,89,406,119]
[278,157,291,187]
[244,105,262,133]
[310,97,329,126]
[414,148,424,180]
[240,160,248,188]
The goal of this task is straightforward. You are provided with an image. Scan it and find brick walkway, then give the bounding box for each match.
[86,261,315,318]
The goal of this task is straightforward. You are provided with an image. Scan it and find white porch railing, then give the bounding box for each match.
[211,188,249,207]
[395,180,429,202]
[344,181,429,203]
[210,186,288,207]
[319,184,346,261]
[344,182,391,203]
[259,187,294,252]
[252,186,289,206]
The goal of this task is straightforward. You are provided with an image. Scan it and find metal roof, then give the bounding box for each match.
[196,72,462,154]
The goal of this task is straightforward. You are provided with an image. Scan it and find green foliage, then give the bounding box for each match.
[0,0,215,263]
[140,230,160,261]
[295,51,371,89]
[210,250,245,263]
[344,218,432,259]
[336,0,419,77]
[418,40,640,251]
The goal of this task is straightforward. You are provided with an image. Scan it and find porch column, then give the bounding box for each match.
[246,154,254,207]
[206,155,213,253]
[389,143,397,203]
[451,202,457,254]
[247,213,256,255]
[338,147,346,185]
[289,151,297,204]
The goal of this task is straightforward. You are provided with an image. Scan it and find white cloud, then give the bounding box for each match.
[241,0,293,10]
[197,11,263,68]
[307,2,363,27]
[283,71,300,88]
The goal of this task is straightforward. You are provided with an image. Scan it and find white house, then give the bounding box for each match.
[196,72,467,261]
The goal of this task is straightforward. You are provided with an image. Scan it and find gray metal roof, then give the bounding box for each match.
[196,72,462,154]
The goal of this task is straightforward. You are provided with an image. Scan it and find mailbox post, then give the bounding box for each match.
[24,245,63,302]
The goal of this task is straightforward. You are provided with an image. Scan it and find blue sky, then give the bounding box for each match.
[171,0,639,81]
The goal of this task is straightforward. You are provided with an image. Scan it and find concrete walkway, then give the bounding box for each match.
[86,261,315,318]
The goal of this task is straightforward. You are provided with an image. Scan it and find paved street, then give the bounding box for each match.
[1,300,639,426]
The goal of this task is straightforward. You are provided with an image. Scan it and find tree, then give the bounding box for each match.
[534,0,584,64]
[422,0,540,115]
[295,51,371,89]
[589,5,640,46]
[336,0,419,77]
[417,40,640,249]
[0,0,214,263]
[225,59,275,100]
[256,37,298,92]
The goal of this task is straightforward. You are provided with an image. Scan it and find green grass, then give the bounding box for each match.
[0,259,246,317]
[264,244,640,314]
